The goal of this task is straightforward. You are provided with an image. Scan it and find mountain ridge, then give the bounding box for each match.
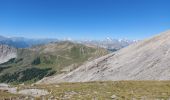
[0,35,136,51]
[38,30,170,84]
[0,35,58,48]
[0,41,108,84]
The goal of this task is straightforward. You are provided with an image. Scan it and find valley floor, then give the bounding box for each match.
[1,81,170,100]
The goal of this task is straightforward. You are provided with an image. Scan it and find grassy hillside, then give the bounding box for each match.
[0,41,108,84]
[1,81,170,100]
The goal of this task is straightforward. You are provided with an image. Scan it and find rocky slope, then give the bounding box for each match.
[0,45,17,64]
[38,30,170,84]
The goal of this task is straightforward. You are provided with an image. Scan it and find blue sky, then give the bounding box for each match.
[0,0,170,40]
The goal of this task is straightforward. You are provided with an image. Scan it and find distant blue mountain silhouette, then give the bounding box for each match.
[0,35,58,48]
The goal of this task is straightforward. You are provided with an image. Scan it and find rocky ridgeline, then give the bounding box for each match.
[0,45,17,64]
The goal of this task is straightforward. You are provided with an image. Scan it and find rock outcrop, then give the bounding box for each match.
[0,45,17,64]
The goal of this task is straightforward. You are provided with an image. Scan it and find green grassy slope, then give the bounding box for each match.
[0,41,108,84]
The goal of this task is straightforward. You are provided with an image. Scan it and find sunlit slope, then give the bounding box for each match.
[41,30,170,83]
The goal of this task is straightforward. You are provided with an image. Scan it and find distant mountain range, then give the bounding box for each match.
[0,35,138,51]
[76,37,138,51]
[0,35,58,48]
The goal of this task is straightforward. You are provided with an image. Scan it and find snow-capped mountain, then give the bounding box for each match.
[76,37,138,51]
